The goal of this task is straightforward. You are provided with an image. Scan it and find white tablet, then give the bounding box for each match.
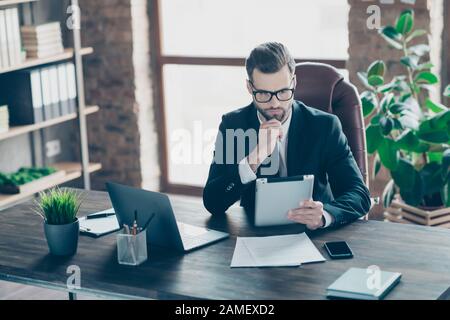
[254,175,314,227]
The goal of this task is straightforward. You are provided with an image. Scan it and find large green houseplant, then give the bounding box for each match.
[358,9,450,209]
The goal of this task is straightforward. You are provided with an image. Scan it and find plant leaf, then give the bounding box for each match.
[408,44,430,57]
[443,149,450,179]
[399,114,419,131]
[361,91,377,117]
[373,153,381,180]
[379,26,403,49]
[371,114,381,125]
[378,138,399,171]
[396,10,414,35]
[390,103,409,114]
[415,71,439,84]
[420,162,444,196]
[391,158,418,191]
[368,60,386,78]
[380,116,394,136]
[399,177,423,207]
[368,75,384,87]
[417,62,434,71]
[366,124,383,154]
[380,26,402,41]
[417,112,450,143]
[395,130,429,152]
[444,84,450,97]
[400,55,419,70]
[425,98,448,113]
[380,93,395,112]
[406,29,427,43]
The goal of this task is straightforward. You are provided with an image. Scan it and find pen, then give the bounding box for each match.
[140,212,156,233]
[132,210,138,235]
[86,212,115,220]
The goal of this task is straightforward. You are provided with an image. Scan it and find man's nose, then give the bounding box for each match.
[269,95,281,108]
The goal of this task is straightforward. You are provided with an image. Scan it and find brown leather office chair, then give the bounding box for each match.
[294,62,369,188]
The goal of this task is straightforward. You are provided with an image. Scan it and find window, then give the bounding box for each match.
[152,0,350,194]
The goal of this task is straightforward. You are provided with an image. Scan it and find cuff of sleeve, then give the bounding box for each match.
[238,157,257,185]
[322,210,334,228]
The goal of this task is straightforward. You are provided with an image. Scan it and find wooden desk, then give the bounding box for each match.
[0,189,449,300]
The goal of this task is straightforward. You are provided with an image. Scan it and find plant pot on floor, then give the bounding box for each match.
[44,219,79,256]
[384,195,450,228]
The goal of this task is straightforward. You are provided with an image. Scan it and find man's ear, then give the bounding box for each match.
[293,75,298,88]
[246,80,253,95]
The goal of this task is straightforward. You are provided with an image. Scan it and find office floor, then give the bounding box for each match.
[0,280,104,300]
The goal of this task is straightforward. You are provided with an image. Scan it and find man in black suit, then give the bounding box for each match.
[203,42,371,230]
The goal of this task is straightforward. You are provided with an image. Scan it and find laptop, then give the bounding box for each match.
[106,182,229,252]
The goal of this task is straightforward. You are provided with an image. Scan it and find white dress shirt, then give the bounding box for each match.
[238,108,333,228]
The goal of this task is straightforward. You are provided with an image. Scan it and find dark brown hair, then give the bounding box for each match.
[245,42,296,81]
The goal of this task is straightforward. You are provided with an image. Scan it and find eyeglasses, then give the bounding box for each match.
[249,78,296,103]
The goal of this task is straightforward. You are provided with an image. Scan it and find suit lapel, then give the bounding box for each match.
[287,101,305,175]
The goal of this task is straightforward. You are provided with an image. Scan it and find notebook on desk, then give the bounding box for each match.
[79,208,120,237]
[327,267,402,300]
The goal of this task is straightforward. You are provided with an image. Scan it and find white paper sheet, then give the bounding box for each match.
[79,208,120,237]
[231,233,325,268]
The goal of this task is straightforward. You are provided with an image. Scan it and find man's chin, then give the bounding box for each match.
[260,111,285,122]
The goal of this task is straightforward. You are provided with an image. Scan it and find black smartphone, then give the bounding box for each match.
[324,241,353,259]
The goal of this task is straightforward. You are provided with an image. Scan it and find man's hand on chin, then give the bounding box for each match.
[287,199,325,231]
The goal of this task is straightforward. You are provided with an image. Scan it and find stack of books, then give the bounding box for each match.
[21,22,64,59]
[0,105,9,133]
[0,7,23,68]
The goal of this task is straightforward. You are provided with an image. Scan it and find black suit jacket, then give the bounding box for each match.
[202,100,371,228]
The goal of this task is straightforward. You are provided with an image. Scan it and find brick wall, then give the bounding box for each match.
[347,0,431,220]
[78,0,160,191]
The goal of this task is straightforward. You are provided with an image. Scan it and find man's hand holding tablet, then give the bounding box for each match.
[288,199,326,231]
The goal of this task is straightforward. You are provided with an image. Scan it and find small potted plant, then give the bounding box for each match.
[33,187,83,256]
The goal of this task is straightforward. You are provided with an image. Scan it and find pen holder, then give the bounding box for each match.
[117,230,147,266]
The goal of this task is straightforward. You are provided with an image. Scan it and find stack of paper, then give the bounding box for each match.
[231,233,325,268]
[0,105,9,133]
[21,22,64,58]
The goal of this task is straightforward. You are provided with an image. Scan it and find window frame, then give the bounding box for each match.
[149,0,346,196]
